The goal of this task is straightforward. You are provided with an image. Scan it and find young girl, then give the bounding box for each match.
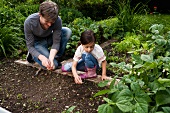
[62,30,107,84]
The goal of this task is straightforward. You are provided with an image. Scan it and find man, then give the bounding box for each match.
[24,1,72,70]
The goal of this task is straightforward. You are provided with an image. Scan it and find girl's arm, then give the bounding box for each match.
[72,60,83,84]
[101,60,107,80]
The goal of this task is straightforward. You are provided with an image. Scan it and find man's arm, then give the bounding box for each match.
[24,19,41,58]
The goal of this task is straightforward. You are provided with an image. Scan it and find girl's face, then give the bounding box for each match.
[39,13,54,30]
[82,42,95,53]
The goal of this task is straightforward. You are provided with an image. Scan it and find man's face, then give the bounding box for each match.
[39,14,55,30]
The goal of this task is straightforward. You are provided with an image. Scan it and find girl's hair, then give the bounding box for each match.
[39,1,59,22]
[80,30,96,45]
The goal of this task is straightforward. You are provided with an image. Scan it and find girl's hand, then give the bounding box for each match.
[101,75,107,81]
[74,76,83,84]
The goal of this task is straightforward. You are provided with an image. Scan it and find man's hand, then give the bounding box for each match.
[49,58,55,70]
[49,49,58,70]
[38,54,51,69]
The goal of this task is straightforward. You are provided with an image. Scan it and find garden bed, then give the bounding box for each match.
[0,39,116,113]
[0,58,107,113]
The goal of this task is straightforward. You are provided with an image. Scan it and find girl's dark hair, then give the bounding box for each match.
[80,30,96,45]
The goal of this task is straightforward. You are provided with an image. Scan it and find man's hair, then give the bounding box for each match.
[39,0,59,22]
[80,30,96,45]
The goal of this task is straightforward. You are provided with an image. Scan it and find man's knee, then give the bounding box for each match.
[62,27,72,40]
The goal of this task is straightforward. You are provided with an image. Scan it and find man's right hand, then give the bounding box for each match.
[38,54,52,69]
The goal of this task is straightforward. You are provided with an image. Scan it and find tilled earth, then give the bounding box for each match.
[0,58,107,113]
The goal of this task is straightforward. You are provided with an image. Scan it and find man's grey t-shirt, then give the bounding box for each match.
[24,13,62,58]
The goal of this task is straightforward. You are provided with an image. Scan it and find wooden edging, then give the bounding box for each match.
[14,59,120,86]
[14,38,120,86]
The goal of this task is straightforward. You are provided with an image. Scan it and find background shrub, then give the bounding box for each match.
[15,4,39,17]
[0,7,26,57]
[59,8,83,24]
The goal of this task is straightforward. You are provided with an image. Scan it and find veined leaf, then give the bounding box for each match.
[149,80,161,93]
[135,90,152,103]
[132,54,143,64]
[117,89,133,101]
[155,39,167,46]
[162,107,170,113]
[131,82,141,92]
[141,54,153,62]
[116,100,133,112]
[156,90,170,106]
[134,101,148,113]
[98,104,113,113]
[103,97,114,104]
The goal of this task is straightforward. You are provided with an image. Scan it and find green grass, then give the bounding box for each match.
[140,14,170,32]
[96,14,170,34]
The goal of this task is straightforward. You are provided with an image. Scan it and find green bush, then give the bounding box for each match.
[0,7,26,57]
[59,8,83,24]
[15,4,39,17]
[0,27,25,57]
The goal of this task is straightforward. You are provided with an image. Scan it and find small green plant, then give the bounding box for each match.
[62,106,80,113]
[17,93,23,100]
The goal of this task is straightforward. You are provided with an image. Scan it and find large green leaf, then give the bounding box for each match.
[103,97,114,104]
[155,39,167,46]
[131,82,141,92]
[117,89,133,101]
[156,90,170,106]
[135,90,152,103]
[98,104,113,113]
[162,107,170,113]
[141,54,153,62]
[116,100,133,112]
[134,101,148,113]
[149,80,162,93]
[114,89,134,112]
[132,54,143,64]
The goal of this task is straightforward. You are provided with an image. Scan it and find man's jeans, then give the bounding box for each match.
[33,27,72,69]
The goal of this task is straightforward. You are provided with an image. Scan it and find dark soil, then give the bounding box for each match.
[0,40,117,113]
[0,58,109,113]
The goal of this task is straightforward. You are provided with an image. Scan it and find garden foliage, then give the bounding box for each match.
[95,24,170,113]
